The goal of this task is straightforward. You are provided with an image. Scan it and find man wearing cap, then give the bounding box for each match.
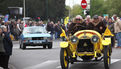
[90,15,106,34]
[68,15,85,35]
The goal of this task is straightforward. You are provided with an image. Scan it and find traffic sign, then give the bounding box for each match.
[81,0,87,9]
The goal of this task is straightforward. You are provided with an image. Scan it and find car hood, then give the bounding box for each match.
[23,33,51,38]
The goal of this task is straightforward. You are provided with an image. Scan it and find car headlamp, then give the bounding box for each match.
[70,36,79,43]
[91,35,99,43]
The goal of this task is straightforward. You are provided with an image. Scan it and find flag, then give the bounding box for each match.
[4,14,9,22]
[64,16,69,25]
[60,28,68,40]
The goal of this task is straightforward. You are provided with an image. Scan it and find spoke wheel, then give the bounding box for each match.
[104,46,111,69]
[60,48,69,69]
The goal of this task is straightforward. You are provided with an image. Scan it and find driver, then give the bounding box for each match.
[68,15,85,35]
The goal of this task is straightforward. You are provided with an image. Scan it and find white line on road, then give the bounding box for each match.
[111,59,121,64]
[56,66,61,69]
[24,60,59,69]
[9,64,17,69]
[56,59,121,69]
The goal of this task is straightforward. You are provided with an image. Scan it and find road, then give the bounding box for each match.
[9,40,121,69]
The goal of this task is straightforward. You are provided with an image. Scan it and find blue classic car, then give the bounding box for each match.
[19,26,52,49]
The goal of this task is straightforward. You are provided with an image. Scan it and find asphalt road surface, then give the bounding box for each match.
[8,40,121,69]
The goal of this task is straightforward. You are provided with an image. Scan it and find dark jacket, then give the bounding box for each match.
[46,23,54,33]
[89,21,106,34]
[0,34,5,53]
[68,22,86,35]
[108,22,114,34]
[54,25,61,33]
[3,32,13,55]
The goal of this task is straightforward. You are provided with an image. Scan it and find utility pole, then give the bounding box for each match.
[24,0,26,18]
[46,0,48,20]
[23,0,26,26]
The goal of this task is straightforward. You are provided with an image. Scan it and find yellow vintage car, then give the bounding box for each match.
[60,26,113,69]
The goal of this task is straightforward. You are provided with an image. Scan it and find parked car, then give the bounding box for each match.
[19,26,53,49]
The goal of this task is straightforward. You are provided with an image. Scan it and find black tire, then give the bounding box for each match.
[43,45,46,49]
[21,42,26,49]
[48,44,52,49]
[60,48,69,69]
[20,44,22,49]
[19,40,22,49]
[104,46,111,69]
[23,45,26,49]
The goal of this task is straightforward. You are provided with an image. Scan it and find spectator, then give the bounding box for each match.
[0,27,5,54]
[108,18,115,47]
[0,27,13,69]
[114,18,121,48]
[0,28,6,68]
[46,21,54,40]
[17,19,22,35]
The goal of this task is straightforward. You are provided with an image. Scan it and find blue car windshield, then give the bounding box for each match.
[23,26,47,34]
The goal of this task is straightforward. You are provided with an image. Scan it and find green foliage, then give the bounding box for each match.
[67,4,84,18]
[90,0,121,17]
[65,6,71,17]
[0,0,66,21]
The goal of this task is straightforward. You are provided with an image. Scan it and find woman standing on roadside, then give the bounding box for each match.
[0,27,5,68]
[0,27,13,69]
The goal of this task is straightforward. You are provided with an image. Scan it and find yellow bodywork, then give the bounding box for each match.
[60,27,113,58]
[60,42,69,48]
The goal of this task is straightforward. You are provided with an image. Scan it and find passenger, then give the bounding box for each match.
[90,15,106,34]
[83,15,93,29]
[68,15,85,35]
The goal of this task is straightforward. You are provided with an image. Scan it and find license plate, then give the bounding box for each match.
[30,40,42,43]
[34,40,42,43]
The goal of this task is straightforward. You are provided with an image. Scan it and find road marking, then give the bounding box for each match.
[111,59,121,64]
[13,47,19,49]
[56,59,121,69]
[24,60,59,69]
[56,66,61,69]
[9,64,17,69]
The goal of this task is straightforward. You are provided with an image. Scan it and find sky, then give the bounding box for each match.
[65,0,82,8]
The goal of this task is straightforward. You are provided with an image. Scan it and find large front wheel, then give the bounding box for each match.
[104,46,111,69]
[60,48,69,69]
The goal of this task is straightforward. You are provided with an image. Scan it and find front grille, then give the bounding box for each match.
[77,39,94,52]
[32,37,44,40]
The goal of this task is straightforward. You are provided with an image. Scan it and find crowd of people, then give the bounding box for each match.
[0,14,121,69]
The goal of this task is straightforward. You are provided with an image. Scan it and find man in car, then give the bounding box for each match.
[68,15,85,35]
[89,15,106,34]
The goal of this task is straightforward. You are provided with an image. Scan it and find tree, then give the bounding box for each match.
[90,0,121,17]
[65,6,71,17]
[70,4,84,18]
[0,0,66,21]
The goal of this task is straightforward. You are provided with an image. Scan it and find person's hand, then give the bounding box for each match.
[2,33,5,37]
[100,26,103,30]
